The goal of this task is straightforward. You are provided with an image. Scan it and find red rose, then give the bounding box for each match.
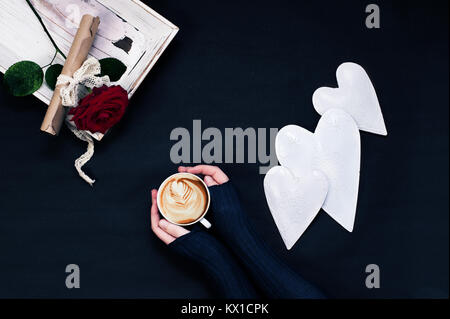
[69,85,129,134]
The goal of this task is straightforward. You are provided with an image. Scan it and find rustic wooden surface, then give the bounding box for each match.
[0,0,178,106]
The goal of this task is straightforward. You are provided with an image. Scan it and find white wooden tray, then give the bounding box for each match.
[0,0,178,139]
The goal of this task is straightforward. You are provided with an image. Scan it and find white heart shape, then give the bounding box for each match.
[315,109,361,232]
[264,166,328,250]
[275,125,320,178]
[275,109,361,233]
[313,62,387,136]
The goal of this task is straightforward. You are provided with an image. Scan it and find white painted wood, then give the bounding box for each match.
[0,0,178,140]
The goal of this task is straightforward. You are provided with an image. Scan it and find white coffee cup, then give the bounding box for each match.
[157,173,211,229]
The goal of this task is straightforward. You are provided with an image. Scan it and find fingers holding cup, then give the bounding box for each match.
[150,189,176,245]
[178,165,229,185]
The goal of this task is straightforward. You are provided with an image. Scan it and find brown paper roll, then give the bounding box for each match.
[40,15,100,136]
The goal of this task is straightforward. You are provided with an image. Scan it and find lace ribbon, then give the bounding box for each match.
[57,57,111,186]
[66,120,96,186]
[57,57,110,107]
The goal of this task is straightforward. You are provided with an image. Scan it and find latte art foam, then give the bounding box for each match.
[159,174,208,224]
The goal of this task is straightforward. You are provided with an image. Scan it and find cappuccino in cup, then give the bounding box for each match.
[157,173,211,228]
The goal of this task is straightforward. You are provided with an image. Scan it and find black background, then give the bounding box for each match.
[0,0,448,298]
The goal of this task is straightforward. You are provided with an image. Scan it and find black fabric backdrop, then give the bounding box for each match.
[0,0,448,298]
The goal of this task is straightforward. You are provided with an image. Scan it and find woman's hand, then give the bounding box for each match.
[178,165,229,186]
[151,165,229,245]
[150,189,189,245]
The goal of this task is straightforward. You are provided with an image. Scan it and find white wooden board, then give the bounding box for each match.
[0,0,178,104]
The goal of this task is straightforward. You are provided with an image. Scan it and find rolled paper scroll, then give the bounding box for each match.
[40,15,100,136]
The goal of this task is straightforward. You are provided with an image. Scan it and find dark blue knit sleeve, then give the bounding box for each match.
[169,229,259,299]
[208,182,326,299]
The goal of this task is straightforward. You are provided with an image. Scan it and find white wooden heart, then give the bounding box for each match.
[313,62,387,136]
[315,109,361,232]
[265,109,360,247]
[264,166,328,250]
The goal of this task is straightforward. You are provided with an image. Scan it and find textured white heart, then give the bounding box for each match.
[314,110,361,232]
[264,109,361,249]
[264,167,328,250]
[313,62,387,136]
